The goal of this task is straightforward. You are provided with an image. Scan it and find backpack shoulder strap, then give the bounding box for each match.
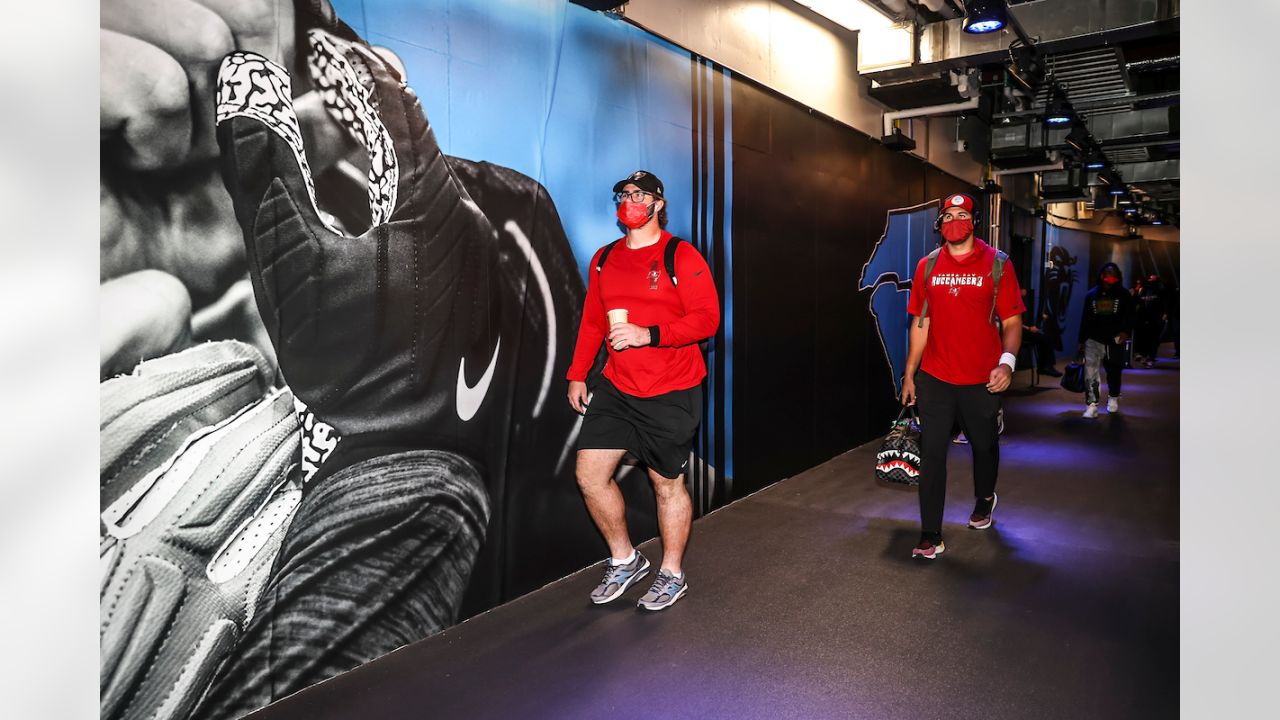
[664,236,686,287]
[916,248,943,329]
[594,240,621,274]
[991,250,1009,324]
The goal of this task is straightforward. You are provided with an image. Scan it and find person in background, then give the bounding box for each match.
[1019,286,1063,378]
[1135,274,1168,368]
[1077,263,1136,418]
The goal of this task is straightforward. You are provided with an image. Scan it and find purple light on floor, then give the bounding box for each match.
[1001,437,1082,467]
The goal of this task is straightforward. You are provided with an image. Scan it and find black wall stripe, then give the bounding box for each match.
[711,63,727,510]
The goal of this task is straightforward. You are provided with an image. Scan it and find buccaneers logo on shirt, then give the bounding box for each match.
[648,260,661,290]
[931,273,986,288]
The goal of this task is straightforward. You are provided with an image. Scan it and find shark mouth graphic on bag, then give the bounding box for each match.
[875,449,921,478]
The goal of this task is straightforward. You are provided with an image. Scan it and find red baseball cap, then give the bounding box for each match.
[940,193,975,215]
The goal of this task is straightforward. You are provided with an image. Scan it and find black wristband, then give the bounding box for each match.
[647,325,660,347]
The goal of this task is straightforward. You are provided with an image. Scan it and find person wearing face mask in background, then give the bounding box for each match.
[1077,263,1138,418]
[1019,286,1063,378]
[1135,274,1168,368]
[901,193,1025,560]
[565,171,720,611]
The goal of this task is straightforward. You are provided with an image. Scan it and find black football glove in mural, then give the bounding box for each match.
[216,29,503,484]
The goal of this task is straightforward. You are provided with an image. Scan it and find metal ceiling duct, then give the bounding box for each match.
[1115,159,1179,184]
[1041,167,1091,201]
[864,0,1179,85]
[1088,107,1178,144]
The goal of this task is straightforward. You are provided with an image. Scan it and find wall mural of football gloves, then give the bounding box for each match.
[98,22,511,720]
[100,341,490,720]
[101,5,593,718]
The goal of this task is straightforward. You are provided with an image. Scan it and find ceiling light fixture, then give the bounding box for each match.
[793,0,895,33]
[963,0,1009,34]
[1043,85,1073,125]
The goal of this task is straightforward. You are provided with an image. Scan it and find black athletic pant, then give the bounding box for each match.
[1137,320,1164,360]
[1024,328,1057,369]
[915,371,1001,537]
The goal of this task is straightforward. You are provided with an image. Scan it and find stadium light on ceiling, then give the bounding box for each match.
[963,0,1010,34]
[1043,86,1073,125]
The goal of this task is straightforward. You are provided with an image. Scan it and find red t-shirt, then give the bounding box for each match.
[567,231,721,397]
[906,239,1025,385]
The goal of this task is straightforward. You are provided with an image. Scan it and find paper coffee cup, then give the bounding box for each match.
[607,308,629,326]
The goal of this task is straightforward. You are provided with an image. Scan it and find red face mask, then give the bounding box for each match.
[1102,276,1120,286]
[940,218,973,244]
[617,201,654,229]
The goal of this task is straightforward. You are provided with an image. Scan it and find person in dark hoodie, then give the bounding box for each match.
[1077,263,1137,418]
[1135,274,1169,368]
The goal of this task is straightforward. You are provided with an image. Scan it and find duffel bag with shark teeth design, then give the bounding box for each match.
[875,405,922,486]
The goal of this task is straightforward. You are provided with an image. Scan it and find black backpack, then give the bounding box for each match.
[594,236,687,287]
[916,247,1009,328]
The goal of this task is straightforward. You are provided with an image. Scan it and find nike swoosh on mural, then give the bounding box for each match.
[456,338,501,422]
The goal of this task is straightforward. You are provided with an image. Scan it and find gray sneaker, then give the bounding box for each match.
[637,570,688,611]
[590,552,651,604]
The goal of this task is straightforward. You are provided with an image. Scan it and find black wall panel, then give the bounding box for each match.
[729,77,972,496]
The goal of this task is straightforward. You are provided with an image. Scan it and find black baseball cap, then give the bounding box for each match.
[612,170,664,198]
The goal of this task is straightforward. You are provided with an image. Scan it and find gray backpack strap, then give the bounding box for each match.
[916,248,943,329]
[991,250,1008,324]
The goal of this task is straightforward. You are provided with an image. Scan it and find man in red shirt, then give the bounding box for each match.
[901,193,1024,559]
[566,170,720,610]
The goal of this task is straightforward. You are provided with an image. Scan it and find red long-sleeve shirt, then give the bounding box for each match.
[567,231,721,397]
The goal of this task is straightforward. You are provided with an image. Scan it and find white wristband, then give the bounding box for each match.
[999,352,1017,371]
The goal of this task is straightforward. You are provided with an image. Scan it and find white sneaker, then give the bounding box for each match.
[1107,397,1120,413]
[1083,403,1099,419]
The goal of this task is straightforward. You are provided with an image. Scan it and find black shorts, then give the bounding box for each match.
[577,379,702,479]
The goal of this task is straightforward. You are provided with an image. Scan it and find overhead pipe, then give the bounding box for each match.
[993,160,1064,180]
[988,160,1065,249]
[882,96,979,138]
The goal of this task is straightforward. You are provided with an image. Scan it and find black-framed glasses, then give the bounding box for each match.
[613,190,654,203]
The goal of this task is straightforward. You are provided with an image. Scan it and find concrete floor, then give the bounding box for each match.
[248,353,1179,720]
